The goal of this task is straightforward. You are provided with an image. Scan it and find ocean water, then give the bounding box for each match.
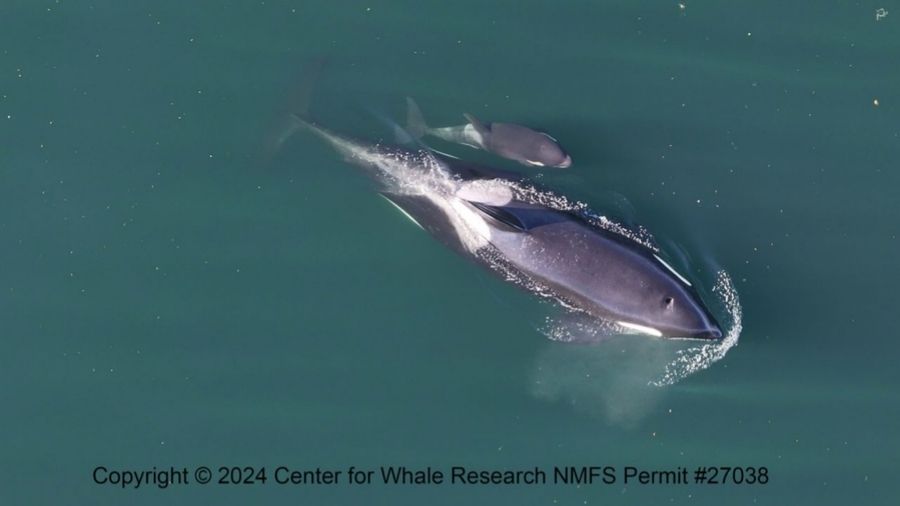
[2,1,898,504]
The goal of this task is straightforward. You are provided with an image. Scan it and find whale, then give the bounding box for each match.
[406,98,572,169]
[292,115,721,340]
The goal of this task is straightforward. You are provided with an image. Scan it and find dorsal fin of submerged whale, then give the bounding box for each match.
[463,113,490,136]
[468,201,571,232]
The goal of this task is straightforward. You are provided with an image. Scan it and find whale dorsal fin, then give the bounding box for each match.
[469,201,572,232]
[469,201,526,232]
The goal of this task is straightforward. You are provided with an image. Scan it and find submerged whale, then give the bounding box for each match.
[406,98,572,169]
[293,115,721,340]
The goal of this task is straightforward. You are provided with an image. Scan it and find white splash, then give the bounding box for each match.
[649,271,743,386]
[496,180,659,250]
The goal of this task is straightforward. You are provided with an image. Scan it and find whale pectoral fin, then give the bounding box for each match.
[380,193,426,230]
[463,113,490,136]
[381,192,471,254]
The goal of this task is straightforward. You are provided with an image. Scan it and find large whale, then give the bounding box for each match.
[406,98,572,169]
[293,115,721,340]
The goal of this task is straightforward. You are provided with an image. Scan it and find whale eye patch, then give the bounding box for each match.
[663,296,674,308]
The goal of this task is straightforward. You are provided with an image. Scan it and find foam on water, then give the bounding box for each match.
[500,180,658,251]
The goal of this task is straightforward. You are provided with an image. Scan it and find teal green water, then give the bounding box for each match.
[2,1,899,504]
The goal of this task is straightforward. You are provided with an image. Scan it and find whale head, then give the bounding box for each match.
[614,289,722,340]
[530,132,572,168]
[614,256,723,340]
[489,124,572,169]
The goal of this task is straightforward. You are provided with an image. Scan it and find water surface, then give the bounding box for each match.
[2,1,898,504]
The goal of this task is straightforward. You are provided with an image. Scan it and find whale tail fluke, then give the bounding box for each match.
[364,104,417,145]
[286,56,328,119]
[405,97,429,140]
[260,57,328,163]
